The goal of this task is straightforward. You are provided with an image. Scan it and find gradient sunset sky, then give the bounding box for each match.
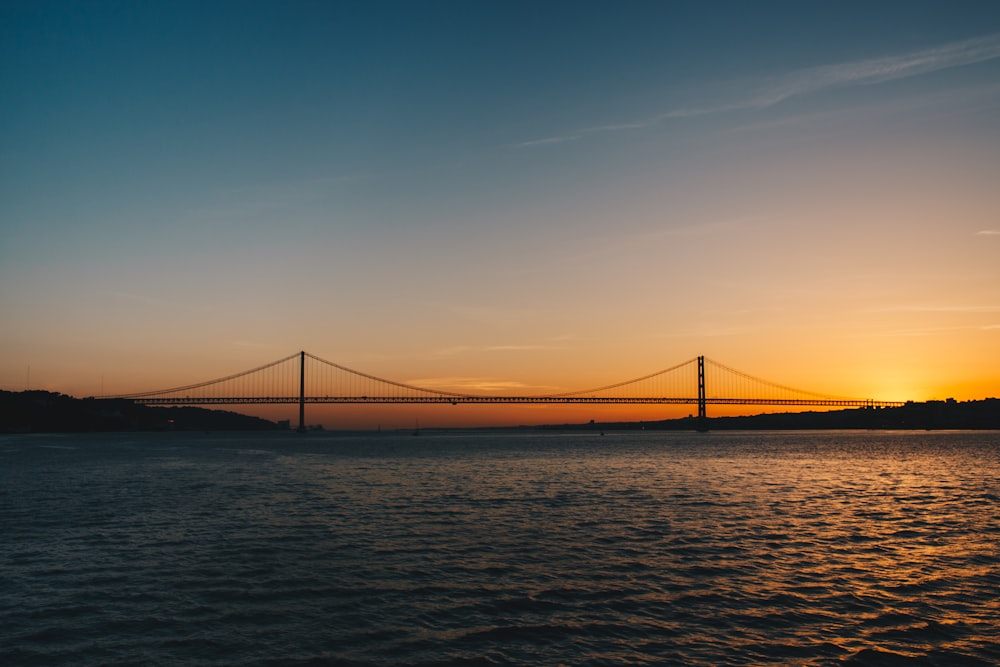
[2,1,999,427]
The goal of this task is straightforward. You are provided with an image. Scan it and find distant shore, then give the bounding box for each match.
[537,397,1000,432]
[1,391,279,433]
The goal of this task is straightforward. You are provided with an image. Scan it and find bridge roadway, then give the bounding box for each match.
[133,396,904,408]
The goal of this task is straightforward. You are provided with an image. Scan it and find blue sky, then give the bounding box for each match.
[2,1,999,424]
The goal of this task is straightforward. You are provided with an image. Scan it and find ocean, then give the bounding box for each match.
[1,430,998,666]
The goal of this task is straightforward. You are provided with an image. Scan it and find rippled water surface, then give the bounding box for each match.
[2,430,999,666]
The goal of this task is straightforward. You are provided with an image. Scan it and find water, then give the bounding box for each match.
[2,430,998,666]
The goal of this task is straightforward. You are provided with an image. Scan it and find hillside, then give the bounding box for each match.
[0,391,281,433]
[574,399,1000,431]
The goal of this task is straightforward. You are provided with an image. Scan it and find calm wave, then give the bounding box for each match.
[2,430,998,666]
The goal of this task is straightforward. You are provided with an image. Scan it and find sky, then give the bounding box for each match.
[2,1,999,428]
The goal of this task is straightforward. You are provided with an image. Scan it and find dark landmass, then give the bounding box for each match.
[3,391,999,433]
[0,391,281,433]
[543,398,1000,431]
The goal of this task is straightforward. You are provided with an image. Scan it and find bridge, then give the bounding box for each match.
[109,352,905,431]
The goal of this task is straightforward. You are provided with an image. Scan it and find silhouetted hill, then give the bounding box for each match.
[0,391,281,433]
[702,399,1000,430]
[542,399,1000,431]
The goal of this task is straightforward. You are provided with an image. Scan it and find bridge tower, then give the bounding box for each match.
[697,355,708,430]
[297,351,306,432]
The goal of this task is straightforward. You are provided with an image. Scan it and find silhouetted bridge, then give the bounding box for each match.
[108,352,905,430]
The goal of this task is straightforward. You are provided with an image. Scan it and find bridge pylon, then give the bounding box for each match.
[297,351,306,432]
[697,355,708,430]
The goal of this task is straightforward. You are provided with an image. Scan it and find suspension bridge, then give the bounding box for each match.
[109,352,905,431]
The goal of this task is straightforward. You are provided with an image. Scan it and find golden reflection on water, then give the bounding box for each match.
[269,431,1000,663]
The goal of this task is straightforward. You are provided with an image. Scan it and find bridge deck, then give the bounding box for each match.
[132,396,904,408]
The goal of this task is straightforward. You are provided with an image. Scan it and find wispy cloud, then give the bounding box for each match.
[863,326,973,337]
[737,33,1000,111]
[512,134,582,149]
[977,229,1000,235]
[861,319,1000,336]
[867,304,1000,314]
[515,32,1000,147]
[406,377,538,393]
[433,342,557,357]
[578,120,653,133]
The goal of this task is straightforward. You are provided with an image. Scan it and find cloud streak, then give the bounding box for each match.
[741,32,1000,110]
[866,304,1000,314]
[433,343,558,357]
[516,32,1000,147]
[406,377,553,393]
[512,135,582,149]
